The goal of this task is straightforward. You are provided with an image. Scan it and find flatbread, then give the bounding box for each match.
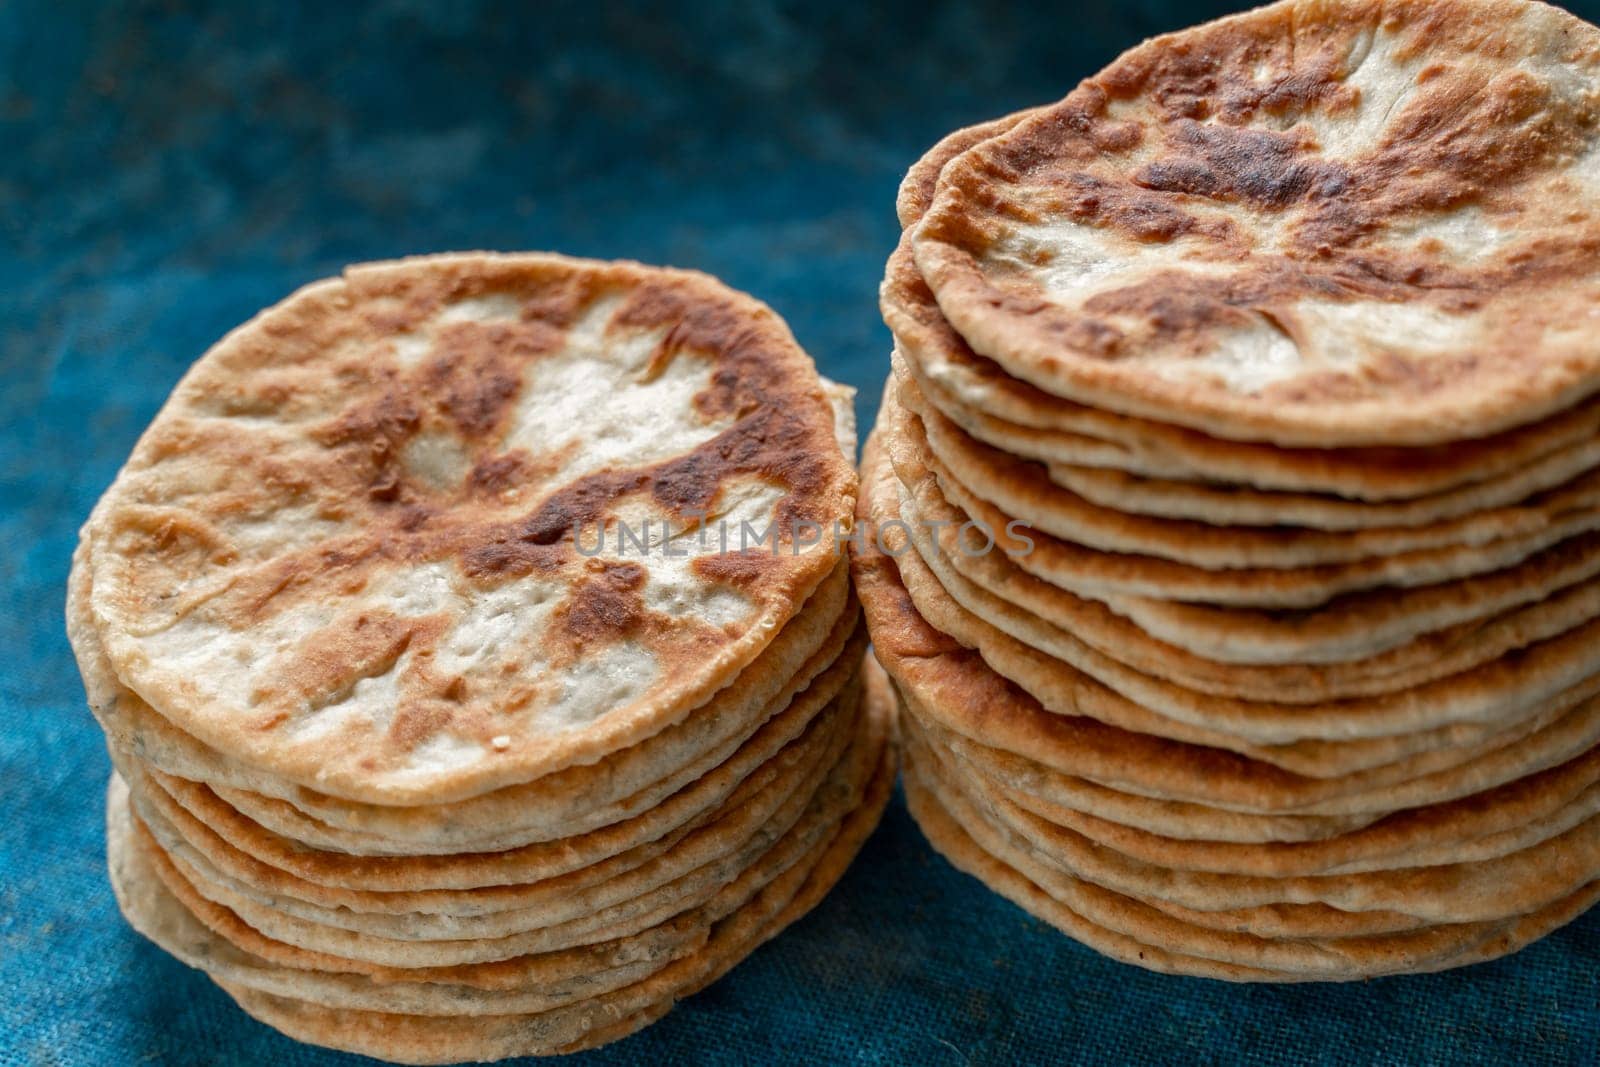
[916,734,1519,956]
[889,93,1600,507]
[118,674,856,926]
[856,428,1600,817]
[881,396,1600,667]
[1045,446,1600,531]
[891,489,1600,754]
[123,682,862,941]
[136,687,880,970]
[74,541,860,855]
[892,421,1600,701]
[109,702,895,1062]
[913,0,1600,447]
[109,776,709,1005]
[902,740,1600,981]
[895,109,1044,227]
[903,710,1600,881]
[915,403,1600,617]
[890,395,1600,610]
[951,754,1600,925]
[920,723,1377,844]
[77,252,858,804]
[902,376,1600,570]
[908,735,1600,975]
[888,478,1595,778]
[996,744,1600,879]
[135,645,865,896]
[868,413,1600,768]
[896,328,1600,511]
[209,751,889,1064]
[897,318,1600,532]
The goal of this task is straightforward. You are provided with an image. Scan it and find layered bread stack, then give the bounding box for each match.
[859,0,1600,980]
[69,253,892,1061]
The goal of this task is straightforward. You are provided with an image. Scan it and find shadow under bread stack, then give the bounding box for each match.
[69,252,891,1062]
[858,0,1600,979]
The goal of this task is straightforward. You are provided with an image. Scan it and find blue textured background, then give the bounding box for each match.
[5,2,1600,1063]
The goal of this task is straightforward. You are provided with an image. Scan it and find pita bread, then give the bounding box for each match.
[879,396,1600,668]
[139,644,864,897]
[902,331,1600,531]
[118,677,856,926]
[891,491,1600,756]
[856,430,1600,818]
[999,748,1600,879]
[109,777,708,1007]
[913,0,1600,447]
[108,701,895,1062]
[902,376,1600,570]
[892,424,1600,701]
[77,551,860,858]
[1110,538,1600,663]
[124,685,863,942]
[895,346,1600,535]
[909,735,1600,975]
[895,110,1045,228]
[868,418,1600,771]
[889,485,1593,781]
[887,235,1600,507]
[111,660,887,994]
[77,252,857,805]
[914,734,1522,954]
[901,739,1600,981]
[208,755,890,1064]
[896,331,1600,512]
[905,705,1600,879]
[928,733,1377,845]
[889,101,1600,503]
[79,252,886,1052]
[891,397,1600,611]
[878,14,1600,977]
[1046,446,1600,532]
[958,759,1600,925]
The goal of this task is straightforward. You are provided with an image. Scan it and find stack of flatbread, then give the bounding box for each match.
[859,0,1600,980]
[69,252,893,1061]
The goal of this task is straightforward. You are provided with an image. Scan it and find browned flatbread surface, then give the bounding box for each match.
[913,0,1600,447]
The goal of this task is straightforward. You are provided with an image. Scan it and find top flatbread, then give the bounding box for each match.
[77,253,857,805]
[890,108,1600,503]
[913,0,1600,446]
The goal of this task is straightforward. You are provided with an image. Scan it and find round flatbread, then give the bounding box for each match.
[78,253,857,804]
[912,0,1600,446]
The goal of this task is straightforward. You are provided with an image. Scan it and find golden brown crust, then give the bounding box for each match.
[913,0,1600,445]
[894,108,1044,228]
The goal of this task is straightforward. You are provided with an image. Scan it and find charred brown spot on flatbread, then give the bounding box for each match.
[559,561,649,646]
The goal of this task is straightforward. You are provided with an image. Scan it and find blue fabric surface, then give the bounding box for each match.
[5,2,1600,1063]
